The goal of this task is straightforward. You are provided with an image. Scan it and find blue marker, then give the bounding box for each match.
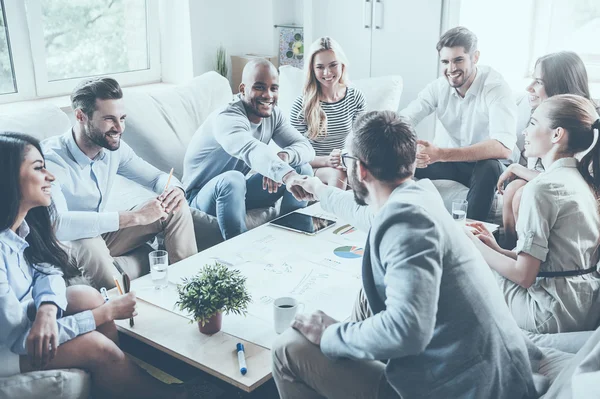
[236,343,247,375]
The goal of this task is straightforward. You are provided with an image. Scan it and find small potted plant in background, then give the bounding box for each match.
[215,44,228,79]
[176,262,251,334]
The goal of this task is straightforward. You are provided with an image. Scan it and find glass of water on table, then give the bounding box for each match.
[149,250,169,289]
[452,200,468,225]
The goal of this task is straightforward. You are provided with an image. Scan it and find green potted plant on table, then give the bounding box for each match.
[175,262,251,334]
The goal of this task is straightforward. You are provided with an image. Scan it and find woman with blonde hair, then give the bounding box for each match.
[290,37,366,188]
[469,94,600,334]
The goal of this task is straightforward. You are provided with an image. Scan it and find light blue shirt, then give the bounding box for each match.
[42,130,183,241]
[0,222,95,355]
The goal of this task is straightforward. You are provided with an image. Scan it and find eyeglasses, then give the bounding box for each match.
[341,153,361,169]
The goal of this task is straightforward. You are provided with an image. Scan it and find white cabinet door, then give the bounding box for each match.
[370,0,443,110]
[309,0,373,79]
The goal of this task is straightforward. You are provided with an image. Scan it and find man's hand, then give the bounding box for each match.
[291,175,327,201]
[27,304,59,370]
[135,198,168,226]
[327,149,342,168]
[282,171,314,201]
[158,187,185,214]
[292,310,338,346]
[263,176,282,194]
[417,139,443,165]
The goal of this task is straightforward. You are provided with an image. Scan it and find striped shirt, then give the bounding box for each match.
[290,87,366,156]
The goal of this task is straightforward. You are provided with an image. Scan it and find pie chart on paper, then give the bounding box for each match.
[333,246,364,259]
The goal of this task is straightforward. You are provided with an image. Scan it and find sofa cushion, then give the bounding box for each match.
[0,104,71,141]
[277,65,403,118]
[0,369,90,399]
[122,71,233,180]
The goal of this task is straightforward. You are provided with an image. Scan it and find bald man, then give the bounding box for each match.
[182,59,315,240]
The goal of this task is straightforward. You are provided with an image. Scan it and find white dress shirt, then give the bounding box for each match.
[42,130,183,241]
[400,65,517,156]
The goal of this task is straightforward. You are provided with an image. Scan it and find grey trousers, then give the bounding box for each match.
[271,289,400,399]
[67,202,197,289]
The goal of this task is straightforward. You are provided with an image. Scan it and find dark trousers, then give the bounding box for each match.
[415,159,505,221]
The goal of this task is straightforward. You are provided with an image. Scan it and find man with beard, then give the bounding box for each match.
[400,26,517,221]
[42,77,197,289]
[182,59,315,240]
[272,110,539,399]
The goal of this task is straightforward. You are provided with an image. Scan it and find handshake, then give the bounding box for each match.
[262,171,323,202]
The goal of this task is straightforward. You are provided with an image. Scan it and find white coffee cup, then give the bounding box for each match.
[273,297,304,334]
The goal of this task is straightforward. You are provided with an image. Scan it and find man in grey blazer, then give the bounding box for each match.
[272,110,539,398]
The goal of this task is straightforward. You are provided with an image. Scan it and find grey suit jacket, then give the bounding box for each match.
[319,180,538,398]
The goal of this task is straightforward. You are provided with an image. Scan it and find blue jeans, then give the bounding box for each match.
[188,164,313,240]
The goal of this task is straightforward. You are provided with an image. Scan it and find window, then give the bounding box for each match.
[0,0,160,103]
[0,0,16,95]
[445,0,600,94]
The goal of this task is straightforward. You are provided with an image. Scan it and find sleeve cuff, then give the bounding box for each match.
[515,231,548,262]
[73,310,96,336]
[273,163,295,183]
[100,212,120,233]
[320,323,342,359]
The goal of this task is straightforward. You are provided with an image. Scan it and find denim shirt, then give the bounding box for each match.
[0,222,95,355]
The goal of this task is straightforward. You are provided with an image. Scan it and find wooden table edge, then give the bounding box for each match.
[115,299,273,393]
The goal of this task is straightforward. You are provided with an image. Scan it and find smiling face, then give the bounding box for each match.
[312,50,344,89]
[525,63,548,109]
[81,98,126,151]
[522,104,555,158]
[239,64,279,123]
[19,145,55,211]
[439,46,478,90]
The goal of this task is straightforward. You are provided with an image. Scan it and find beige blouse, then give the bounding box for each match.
[505,157,600,333]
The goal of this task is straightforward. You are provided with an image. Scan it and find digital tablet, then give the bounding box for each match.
[269,211,336,235]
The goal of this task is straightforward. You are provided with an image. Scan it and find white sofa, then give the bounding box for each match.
[0,69,403,398]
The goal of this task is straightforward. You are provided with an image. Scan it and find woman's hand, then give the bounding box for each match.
[328,149,341,168]
[108,292,138,320]
[496,164,517,194]
[27,303,59,370]
[467,222,502,252]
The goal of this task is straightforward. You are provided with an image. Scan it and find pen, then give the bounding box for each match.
[113,276,124,295]
[163,167,174,192]
[100,287,109,302]
[236,343,247,375]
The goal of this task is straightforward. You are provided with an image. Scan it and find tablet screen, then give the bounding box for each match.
[269,212,336,235]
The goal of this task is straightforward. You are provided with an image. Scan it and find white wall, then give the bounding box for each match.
[188,0,276,80]
[159,0,194,84]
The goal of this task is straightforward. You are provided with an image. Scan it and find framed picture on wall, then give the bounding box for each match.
[278,27,304,69]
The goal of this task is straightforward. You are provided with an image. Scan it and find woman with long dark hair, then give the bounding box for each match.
[498,51,594,248]
[0,133,188,398]
[469,95,600,333]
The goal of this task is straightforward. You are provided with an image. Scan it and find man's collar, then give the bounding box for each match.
[65,129,108,168]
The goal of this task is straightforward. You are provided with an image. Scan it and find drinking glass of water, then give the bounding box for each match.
[452,200,468,225]
[149,250,168,289]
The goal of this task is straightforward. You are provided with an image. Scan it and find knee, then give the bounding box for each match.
[85,332,125,367]
[295,163,314,177]
[216,171,246,195]
[475,160,503,181]
[272,328,310,368]
[66,285,104,314]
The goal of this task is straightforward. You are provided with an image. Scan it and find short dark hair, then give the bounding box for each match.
[536,51,591,99]
[349,111,417,182]
[71,77,123,118]
[436,26,478,54]
[0,132,78,279]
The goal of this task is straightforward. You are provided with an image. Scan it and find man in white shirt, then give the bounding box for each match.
[400,26,517,221]
[42,78,197,289]
[183,59,315,240]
